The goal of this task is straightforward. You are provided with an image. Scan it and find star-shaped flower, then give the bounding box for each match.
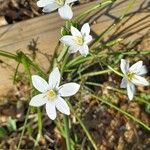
[37,0,77,20]
[120,59,149,100]
[29,67,80,120]
[60,23,92,57]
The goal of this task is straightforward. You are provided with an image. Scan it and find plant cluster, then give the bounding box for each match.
[0,0,149,149]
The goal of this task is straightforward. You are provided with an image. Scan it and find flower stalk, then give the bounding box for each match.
[17,107,30,150]
[90,93,150,131]
[60,51,72,150]
[34,108,43,146]
[63,115,71,150]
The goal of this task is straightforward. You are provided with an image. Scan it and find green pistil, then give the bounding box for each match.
[55,0,65,6]
[47,89,57,100]
[74,36,84,45]
[127,72,135,80]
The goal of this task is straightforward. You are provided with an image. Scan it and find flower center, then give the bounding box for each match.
[47,89,57,99]
[127,72,135,81]
[55,0,65,6]
[74,36,84,45]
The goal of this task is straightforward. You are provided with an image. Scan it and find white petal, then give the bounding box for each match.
[45,101,56,120]
[59,83,80,97]
[55,97,70,115]
[43,3,60,12]
[131,75,149,86]
[129,61,143,73]
[136,65,148,76]
[37,0,54,7]
[65,0,77,4]
[127,82,135,100]
[79,44,89,57]
[84,35,92,44]
[49,67,60,89]
[120,77,128,88]
[32,75,49,92]
[71,26,82,37]
[29,94,47,107]
[68,45,79,53]
[81,23,90,36]
[58,5,73,20]
[60,35,75,46]
[120,59,129,74]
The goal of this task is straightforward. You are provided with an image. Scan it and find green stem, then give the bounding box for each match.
[17,107,30,150]
[75,0,116,21]
[63,115,71,150]
[65,50,150,69]
[90,93,150,131]
[59,50,72,150]
[0,50,17,60]
[85,81,150,105]
[107,65,124,77]
[75,69,112,81]
[57,45,68,63]
[37,108,42,135]
[66,55,93,68]
[68,102,98,150]
[60,52,69,74]
[13,62,20,83]
[122,50,150,55]
[34,108,43,146]
[91,0,138,46]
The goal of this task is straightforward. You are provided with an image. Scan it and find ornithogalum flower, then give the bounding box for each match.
[37,0,77,20]
[60,23,92,57]
[29,67,80,120]
[120,59,149,100]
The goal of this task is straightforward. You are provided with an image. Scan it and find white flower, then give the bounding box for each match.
[37,0,77,20]
[29,67,80,120]
[120,59,149,100]
[60,23,92,57]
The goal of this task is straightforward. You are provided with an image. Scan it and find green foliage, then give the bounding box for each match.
[6,117,17,132]
[145,104,150,114]
[0,0,150,149]
[0,127,7,139]
[141,93,150,114]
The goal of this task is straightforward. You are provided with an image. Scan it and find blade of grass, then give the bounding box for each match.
[89,92,150,131]
[17,107,30,150]
[75,69,112,81]
[55,119,75,149]
[60,49,73,150]
[75,0,117,21]
[85,81,150,105]
[63,115,71,150]
[68,102,99,150]
[13,62,20,84]
[0,50,17,60]
[91,0,138,47]
[34,108,43,146]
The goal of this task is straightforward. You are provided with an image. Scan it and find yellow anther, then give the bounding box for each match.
[55,0,64,5]
[127,72,135,80]
[74,36,84,45]
[47,89,56,99]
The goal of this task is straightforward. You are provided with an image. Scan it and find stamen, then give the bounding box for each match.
[127,72,135,81]
[55,0,65,5]
[47,89,57,99]
[74,36,84,45]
